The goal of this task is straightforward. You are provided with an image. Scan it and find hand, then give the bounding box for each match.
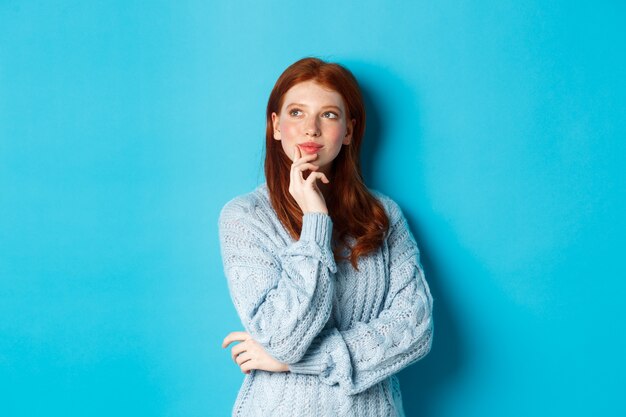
[289,146,329,215]
[222,331,289,374]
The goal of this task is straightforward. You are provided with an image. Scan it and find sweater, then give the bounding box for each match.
[218,183,433,417]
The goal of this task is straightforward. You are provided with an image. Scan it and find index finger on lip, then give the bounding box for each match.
[292,152,318,166]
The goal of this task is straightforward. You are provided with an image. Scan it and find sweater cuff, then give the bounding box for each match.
[300,213,333,248]
[288,337,328,375]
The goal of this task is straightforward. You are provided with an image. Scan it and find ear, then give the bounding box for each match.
[271,112,281,140]
[343,118,356,145]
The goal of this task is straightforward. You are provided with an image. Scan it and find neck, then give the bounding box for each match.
[318,161,332,177]
[304,167,333,201]
[320,164,335,203]
[319,180,331,201]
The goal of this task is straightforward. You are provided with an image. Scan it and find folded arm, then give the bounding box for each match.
[219,198,337,363]
[288,199,434,394]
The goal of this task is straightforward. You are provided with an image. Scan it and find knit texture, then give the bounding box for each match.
[219,183,433,417]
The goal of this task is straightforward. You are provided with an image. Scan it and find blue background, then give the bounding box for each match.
[1,1,625,416]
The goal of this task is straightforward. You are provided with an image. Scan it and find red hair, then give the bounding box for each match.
[265,57,389,269]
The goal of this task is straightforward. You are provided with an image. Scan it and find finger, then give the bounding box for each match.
[235,351,252,366]
[290,155,319,188]
[222,331,247,348]
[291,160,316,185]
[290,158,302,186]
[241,360,256,374]
[305,172,330,186]
[291,152,318,167]
[294,163,320,173]
[293,146,300,161]
[222,331,250,348]
[231,341,248,361]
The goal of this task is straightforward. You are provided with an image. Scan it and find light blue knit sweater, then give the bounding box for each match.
[219,183,433,417]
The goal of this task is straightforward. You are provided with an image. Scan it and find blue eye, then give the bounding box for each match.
[289,109,303,117]
[322,111,338,119]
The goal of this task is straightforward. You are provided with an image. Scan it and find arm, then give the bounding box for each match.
[288,199,434,395]
[219,198,337,364]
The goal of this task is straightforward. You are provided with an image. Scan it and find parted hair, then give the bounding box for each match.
[264,57,389,269]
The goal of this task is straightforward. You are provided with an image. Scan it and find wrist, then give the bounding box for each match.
[300,212,332,246]
[303,208,328,215]
[302,202,328,215]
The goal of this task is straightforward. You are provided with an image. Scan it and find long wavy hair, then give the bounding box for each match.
[265,57,389,269]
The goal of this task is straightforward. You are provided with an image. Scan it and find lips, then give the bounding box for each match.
[298,142,323,154]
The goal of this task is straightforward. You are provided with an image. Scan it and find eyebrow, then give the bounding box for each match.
[285,103,343,113]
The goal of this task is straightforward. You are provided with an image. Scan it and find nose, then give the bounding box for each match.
[304,116,321,137]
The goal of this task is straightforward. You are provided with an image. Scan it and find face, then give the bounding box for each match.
[272,80,355,174]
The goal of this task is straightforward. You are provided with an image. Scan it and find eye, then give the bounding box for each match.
[289,108,303,117]
[322,111,338,119]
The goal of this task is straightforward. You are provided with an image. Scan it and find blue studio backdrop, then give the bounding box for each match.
[1,1,625,416]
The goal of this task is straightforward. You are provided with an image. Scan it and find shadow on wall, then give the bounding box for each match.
[397,225,465,417]
[348,60,466,417]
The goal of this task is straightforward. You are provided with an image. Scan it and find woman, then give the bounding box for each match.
[219,57,433,416]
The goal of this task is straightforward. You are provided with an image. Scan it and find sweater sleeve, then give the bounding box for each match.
[287,199,434,395]
[219,197,337,364]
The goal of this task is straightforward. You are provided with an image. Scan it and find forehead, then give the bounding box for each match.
[281,80,345,109]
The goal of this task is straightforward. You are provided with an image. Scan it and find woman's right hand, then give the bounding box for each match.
[289,146,329,214]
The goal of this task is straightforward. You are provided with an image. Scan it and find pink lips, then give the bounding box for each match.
[298,142,323,154]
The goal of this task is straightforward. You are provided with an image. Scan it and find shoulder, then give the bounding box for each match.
[218,184,277,238]
[219,184,267,222]
[369,189,406,226]
[369,189,418,249]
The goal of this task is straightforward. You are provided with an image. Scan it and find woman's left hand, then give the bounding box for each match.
[222,331,289,374]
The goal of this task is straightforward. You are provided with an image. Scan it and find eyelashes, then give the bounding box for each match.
[287,108,339,119]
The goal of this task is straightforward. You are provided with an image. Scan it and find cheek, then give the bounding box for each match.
[279,120,299,142]
[281,141,294,161]
[278,123,298,160]
[326,124,347,144]
[281,122,304,158]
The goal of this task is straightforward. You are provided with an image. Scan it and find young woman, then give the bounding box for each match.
[219,57,433,416]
